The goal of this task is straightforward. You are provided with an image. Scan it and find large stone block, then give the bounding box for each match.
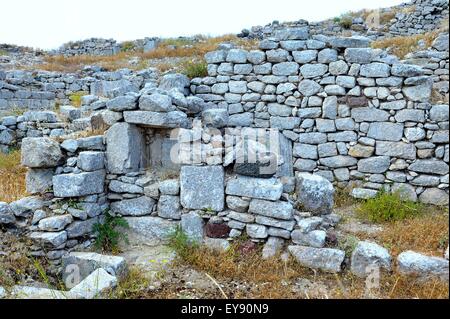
[157,195,181,219]
[359,63,390,77]
[21,137,63,168]
[351,241,391,278]
[288,246,345,273]
[105,123,145,174]
[397,251,448,282]
[70,268,118,299]
[409,160,449,175]
[124,216,179,245]
[62,252,127,289]
[357,156,390,174]
[110,196,155,216]
[295,173,334,215]
[375,141,416,160]
[367,122,404,141]
[402,77,433,102]
[180,166,225,211]
[226,175,283,201]
[53,170,105,197]
[77,151,105,172]
[248,199,293,220]
[26,168,54,194]
[181,211,205,243]
[123,111,190,128]
[0,202,15,225]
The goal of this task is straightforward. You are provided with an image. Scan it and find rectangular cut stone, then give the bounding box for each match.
[277,132,294,178]
[62,252,127,288]
[53,170,105,197]
[226,176,283,201]
[105,123,145,174]
[180,166,225,211]
[367,122,404,141]
[288,245,345,273]
[375,141,416,160]
[255,215,296,231]
[123,111,189,128]
[124,217,179,245]
[248,199,293,220]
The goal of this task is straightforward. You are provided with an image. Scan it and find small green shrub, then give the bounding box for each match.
[121,41,136,52]
[69,91,88,107]
[356,190,424,223]
[181,60,208,78]
[339,16,353,29]
[93,212,129,253]
[168,226,198,260]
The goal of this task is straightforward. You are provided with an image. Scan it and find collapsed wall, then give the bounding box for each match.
[51,38,121,57]
[238,0,449,40]
[389,0,449,36]
[49,37,161,57]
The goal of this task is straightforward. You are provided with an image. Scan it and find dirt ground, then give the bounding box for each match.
[1,204,448,299]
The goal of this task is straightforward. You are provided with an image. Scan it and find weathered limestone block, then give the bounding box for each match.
[226,176,283,201]
[105,123,145,174]
[181,211,204,243]
[397,251,449,282]
[123,111,190,129]
[124,216,179,245]
[248,199,293,220]
[26,168,54,194]
[295,173,334,214]
[351,241,391,278]
[288,246,345,273]
[53,170,105,197]
[21,137,63,168]
[62,252,127,288]
[70,268,118,299]
[180,166,225,211]
[110,196,155,216]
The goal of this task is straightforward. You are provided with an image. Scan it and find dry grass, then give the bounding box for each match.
[0,232,61,291]
[111,240,449,299]
[32,35,259,73]
[0,150,27,203]
[372,32,440,59]
[349,5,417,26]
[37,52,131,73]
[109,207,449,299]
[334,185,359,208]
[359,209,449,258]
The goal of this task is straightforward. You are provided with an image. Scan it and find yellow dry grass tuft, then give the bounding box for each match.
[371,32,440,59]
[0,150,27,203]
[334,185,359,208]
[362,210,449,258]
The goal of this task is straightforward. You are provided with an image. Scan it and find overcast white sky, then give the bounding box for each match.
[1,0,406,50]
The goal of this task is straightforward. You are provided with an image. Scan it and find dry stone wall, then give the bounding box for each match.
[238,0,449,40]
[51,38,121,56]
[1,33,448,273]
[191,33,449,204]
[1,134,108,263]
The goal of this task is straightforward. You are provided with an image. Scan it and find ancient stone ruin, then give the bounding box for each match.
[0,0,449,299]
